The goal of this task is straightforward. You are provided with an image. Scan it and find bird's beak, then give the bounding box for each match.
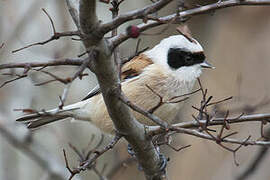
[200,60,215,69]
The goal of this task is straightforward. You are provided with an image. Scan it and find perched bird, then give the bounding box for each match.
[16,35,213,134]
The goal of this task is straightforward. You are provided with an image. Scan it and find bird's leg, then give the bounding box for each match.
[127,144,143,170]
[127,143,167,172]
[127,143,136,157]
[158,154,167,172]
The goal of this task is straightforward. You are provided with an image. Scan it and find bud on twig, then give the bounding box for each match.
[126,25,140,38]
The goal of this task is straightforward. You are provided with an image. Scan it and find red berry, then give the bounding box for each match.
[126,25,140,38]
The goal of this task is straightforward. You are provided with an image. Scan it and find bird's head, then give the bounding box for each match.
[144,35,214,82]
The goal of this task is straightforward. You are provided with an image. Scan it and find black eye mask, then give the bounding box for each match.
[167,48,205,69]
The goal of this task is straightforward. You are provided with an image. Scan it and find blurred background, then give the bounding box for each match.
[0,0,270,179]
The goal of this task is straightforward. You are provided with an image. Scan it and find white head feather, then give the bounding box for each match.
[143,35,205,82]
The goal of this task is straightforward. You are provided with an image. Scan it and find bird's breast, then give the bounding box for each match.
[121,64,196,126]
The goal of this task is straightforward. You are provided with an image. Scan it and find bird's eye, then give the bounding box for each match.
[167,48,186,69]
[192,52,205,64]
[185,56,193,63]
[167,48,204,69]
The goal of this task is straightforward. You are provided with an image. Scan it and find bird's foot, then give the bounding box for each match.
[158,154,167,172]
[127,144,167,172]
[127,143,136,157]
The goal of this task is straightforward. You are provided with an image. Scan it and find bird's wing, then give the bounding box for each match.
[81,85,101,101]
[82,54,153,101]
[121,54,153,80]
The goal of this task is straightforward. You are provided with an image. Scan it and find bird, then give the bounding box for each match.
[16,35,214,134]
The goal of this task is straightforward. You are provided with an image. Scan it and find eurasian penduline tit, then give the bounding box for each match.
[17,35,214,134]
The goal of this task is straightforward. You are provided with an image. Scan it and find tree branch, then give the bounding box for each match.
[79,0,103,47]
[100,0,173,34]
[2,0,270,179]
[110,0,270,49]
[148,113,270,135]
[79,0,166,179]
[119,94,169,128]
[12,30,80,53]
[66,0,80,29]
[0,123,81,180]
[171,127,270,146]
[11,8,80,53]
[0,58,84,70]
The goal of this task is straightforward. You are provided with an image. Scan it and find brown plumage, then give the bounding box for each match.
[121,54,153,80]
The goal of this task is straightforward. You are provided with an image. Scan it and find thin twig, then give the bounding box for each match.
[140,112,270,136]
[0,124,68,180]
[0,58,84,70]
[237,130,270,180]
[172,127,269,146]
[0,74,27,88]
[100,0,174,34]
[63,149,81,180]
[207,96,233,106]
[110,0,270,49]
[42,8,56,34]
[58,83,72,109]
[12,30,80,53]
[64,134,117,180]
[34,69,71,85]
[12,8,80,53]
[79,134,122,170]
[119,94,169,129]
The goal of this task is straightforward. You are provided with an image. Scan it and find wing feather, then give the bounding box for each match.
[121,54,153,80]
[82,54,153,100]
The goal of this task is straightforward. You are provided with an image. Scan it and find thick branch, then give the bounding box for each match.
[79,0,103,47]
[79,0,97,34]
[66,0,80,29]
[79,0,165,179]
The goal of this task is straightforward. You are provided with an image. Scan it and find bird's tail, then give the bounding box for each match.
[16,101,88,129]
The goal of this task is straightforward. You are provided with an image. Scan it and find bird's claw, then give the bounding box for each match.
[127,144,136,157]
[158,154,167,172]
[127,144,167,172]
